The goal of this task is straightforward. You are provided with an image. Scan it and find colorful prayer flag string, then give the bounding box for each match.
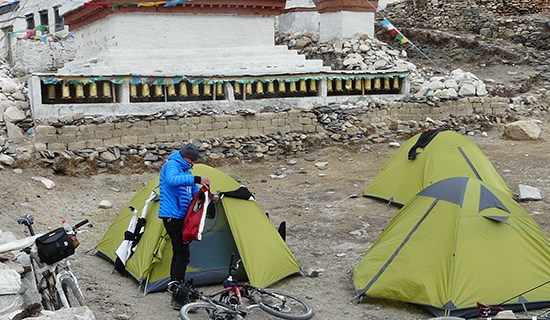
[380,19,409,44]
[83,0,189,8]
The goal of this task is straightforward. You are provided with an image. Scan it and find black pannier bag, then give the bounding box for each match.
[35,227,75,264]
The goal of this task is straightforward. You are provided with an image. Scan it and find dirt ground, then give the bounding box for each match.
[1,111,549,320]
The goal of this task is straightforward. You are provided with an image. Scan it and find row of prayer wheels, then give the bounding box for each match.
[44,77,401,101]
[327,77,400,92]
[47,82,113,100]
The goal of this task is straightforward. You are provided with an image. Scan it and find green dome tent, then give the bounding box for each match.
[354,177,550,318]
[96,164,301,293]
[363,129,513,206]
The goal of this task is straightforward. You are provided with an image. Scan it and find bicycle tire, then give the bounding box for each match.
[251,289,313,320]
[61,277,86,307]
[180,301,241,320]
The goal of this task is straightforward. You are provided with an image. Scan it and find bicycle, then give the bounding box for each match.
[16,214,89,310]
[180,254,314,320]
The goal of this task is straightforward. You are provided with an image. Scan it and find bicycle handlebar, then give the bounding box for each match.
[73,219,89,230]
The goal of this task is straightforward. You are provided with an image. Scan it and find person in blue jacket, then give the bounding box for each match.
[158,143,210,310]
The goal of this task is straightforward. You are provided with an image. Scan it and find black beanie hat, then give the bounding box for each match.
[180,144,200,161]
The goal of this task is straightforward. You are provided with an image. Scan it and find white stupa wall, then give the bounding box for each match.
[319,11,375,41]
[72,13,275,60]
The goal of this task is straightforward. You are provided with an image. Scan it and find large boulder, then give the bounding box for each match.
[503,120,542,140]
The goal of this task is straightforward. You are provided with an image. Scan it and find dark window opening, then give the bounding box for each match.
[54,7,63,32]
[25,13,35,30]
[39,10,49,33]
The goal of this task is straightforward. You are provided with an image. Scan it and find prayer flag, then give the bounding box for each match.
[389,29,398,36]
[137,1,166,7]
[164,0,186,7]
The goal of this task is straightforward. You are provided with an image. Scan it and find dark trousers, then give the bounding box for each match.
[162,218,190,282]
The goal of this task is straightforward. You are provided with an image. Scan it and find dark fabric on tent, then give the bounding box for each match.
[479,185,510,213]
[417,177,468,206]
[408,127,449,160]
[221,186,255,200]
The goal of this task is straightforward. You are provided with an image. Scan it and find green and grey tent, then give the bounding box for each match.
[363,129,512,206]
[96,164,301,293]
[354,177,550,318]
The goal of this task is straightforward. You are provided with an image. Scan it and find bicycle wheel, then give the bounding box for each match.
[61,277,86,307]
[180,301,242,320]
[251,289,313,320]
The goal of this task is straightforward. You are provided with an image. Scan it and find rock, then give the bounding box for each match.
[31,176,55,189]
[458,83,476,96]
[3,106,26,123]
[0,269,22,294]
[99,151,117,162]
[0,154,15,166]
[99,200,113,209]
[314,162,328,170]
[389,142,400,148]
[503,120,541,140]
[5,122,25,139]
[493,310,517,319]
[518,184,542,201]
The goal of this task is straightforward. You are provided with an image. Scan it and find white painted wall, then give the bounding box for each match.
[0,0,78,33]
[319,11,375,41]
[73,13,276,60]
[285,0,315,9]
[278,11,320,33]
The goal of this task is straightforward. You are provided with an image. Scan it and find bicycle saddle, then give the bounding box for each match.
[17,214,34,226]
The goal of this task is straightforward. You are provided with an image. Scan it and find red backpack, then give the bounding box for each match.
[183,185,214,242]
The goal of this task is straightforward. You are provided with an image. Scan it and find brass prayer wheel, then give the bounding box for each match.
[141,83,150,97]
[103,82,112,98]
[47,84,56,99]
[335,79,343,91]
[167,83,176,96]
[179,82,188,97]
[75,83,84,98]
[61,83,70,99]
[154,85,163,97]
[89,82,98,98]
[278,81,286,93]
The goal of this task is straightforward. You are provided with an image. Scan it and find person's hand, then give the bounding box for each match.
[201,177,210,186]
[211,194,220,202]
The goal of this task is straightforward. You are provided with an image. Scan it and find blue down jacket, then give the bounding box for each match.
[158,151,200,220]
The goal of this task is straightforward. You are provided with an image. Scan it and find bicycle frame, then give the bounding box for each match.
[17,215,88,310]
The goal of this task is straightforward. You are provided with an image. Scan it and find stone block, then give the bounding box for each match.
[131,121,151,128]
[248,128,263,136]
[138,135,155,144]
[197,123,213,131]
[48,142,67,151]
[203,130,221,139]
[86,139,104,148]
[77,131,95,140]
[173,132,190,141]
[120,135,139,145]
[243,119,258,129]
[114,122,132,129]
[57,133,77,143]
[67,141,87,151]
[151,119,168,127]
[214,115,232,122]
[257,119,271,128]
[232,129,249,137]
[212,121,227,130]
[164,126,181,134]
[199,115,215,123]
[180,117,200,125]
[155,133,173,142]
[147,126,164,135]
[79,124,97,133]
[34,125,56,136]
[227,121,243,129]
[103,137,122,147]
[95,129,113,139]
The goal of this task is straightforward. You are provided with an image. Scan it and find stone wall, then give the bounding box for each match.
[383,0,550,51]
[22,96,538,169]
